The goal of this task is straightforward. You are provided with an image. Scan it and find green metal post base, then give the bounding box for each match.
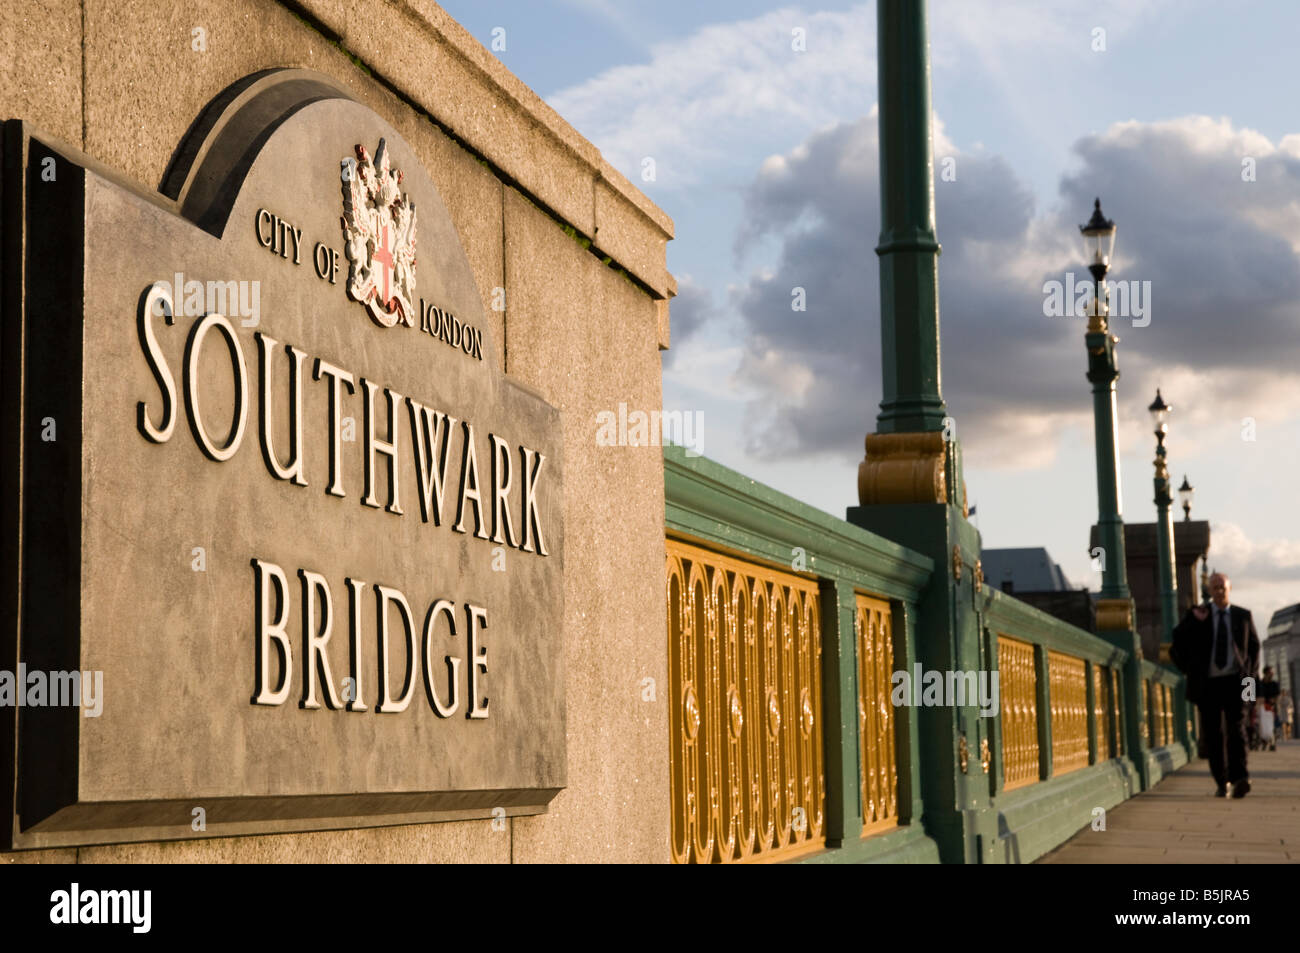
[847,500,990,864]
[1095,624,1158,790]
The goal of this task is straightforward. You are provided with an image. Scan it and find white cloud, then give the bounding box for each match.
[722,109,1300,477]
[545,0,1175,195]
[1205,522,1300,635]
[1209,522,1300,585]
[547,5,877,189]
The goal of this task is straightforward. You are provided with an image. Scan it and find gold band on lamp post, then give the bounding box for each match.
[1095,597,1134,632]
[857,431,947,505]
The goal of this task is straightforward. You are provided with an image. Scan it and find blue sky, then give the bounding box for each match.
[442,0,1300,630]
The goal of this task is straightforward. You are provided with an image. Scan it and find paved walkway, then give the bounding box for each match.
[1038,738,1300,863]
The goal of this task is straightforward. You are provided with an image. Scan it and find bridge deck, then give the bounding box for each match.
[1038,739,1300,863]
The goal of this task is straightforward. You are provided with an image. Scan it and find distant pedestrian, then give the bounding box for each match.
[1171,573,1261,798]
[1281,690,1294,741]
[1260,667,1281,751]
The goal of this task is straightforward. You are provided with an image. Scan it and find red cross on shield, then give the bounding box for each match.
[372,222,395,310]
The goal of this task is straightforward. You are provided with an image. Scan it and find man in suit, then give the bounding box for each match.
[1171,572,1260,798]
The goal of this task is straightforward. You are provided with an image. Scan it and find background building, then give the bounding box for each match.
[981,547,1095,632]
[1090,521,1211,661]
[1265,604,1300,697]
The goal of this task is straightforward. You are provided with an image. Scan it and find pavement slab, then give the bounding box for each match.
[1036,739,1300,864]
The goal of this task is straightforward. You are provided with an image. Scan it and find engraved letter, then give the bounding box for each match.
[345,577,367,711]
[256,334,308,486]
[299,569,342,709]
[313,358,355,497]
[407,399,457,525]
[137,282,177,443]
[422,598,461,718]
[467,603,489,719]
[184,312,248,461]
[255,208,273,248]
[489,433,520,547]
[361,379,404,514]
[453,422,490,538]
[518,446,549,556]
[252,558,292,705]
[375,585,417,713]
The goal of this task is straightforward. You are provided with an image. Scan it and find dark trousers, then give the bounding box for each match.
[1197,675,1249,786]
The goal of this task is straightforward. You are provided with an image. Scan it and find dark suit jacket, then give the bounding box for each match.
[1170,604,1260,705]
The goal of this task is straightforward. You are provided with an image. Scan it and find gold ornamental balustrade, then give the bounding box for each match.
[1144,680,1158,747]
[998,635,1039,790]
[1158,682,1167,745]
[666,538,826,863]
[855,593,899,836]
[1048,651,1089,776]
[1092,664,1113,760]
[1143,681,1151,747]
[1113,668,1125,756]
[1160,684,1172,745]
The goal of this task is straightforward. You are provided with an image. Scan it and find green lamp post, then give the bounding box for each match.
[849,0,989,863]
[1149,390,1195,756]
[1178,475,1194,522]
[1176,473,1200,756]
[1081,199,1131,606]
[1149,389,1179,648]
[1079,198,1157,786]
[873,0,947,437]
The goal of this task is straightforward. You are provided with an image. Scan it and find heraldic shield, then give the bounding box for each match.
[341,138,418,328]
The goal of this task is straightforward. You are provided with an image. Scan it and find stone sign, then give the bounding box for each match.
[2,70,565,848]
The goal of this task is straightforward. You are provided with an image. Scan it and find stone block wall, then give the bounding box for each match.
[1,0,673,863]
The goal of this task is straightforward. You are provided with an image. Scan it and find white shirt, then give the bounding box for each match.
[1208,603,1238,677]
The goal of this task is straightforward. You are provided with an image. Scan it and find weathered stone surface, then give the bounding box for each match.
[84,0,353,189]
[594,179,671,299]
[7,72,564,848]
[657,276,676,352]
[0,0,81,148]
[296,0,597,238]
[0,847,77,864]
[77,816,509,863]
[503,188,670,863]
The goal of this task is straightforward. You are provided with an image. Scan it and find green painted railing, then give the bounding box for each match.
[978,588,1159,861]
[984,589,1130,791]
[666,448,937,863]
[664,448,1191,863]
[1142,659,1187,755]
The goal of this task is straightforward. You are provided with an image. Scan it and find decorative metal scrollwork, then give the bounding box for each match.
[998,635,1038,790]
[667,538,825,863]
[856,594,899,836]
[1048,651,1089,776]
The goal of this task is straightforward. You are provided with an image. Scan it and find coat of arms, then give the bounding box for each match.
[340,138,417,327]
